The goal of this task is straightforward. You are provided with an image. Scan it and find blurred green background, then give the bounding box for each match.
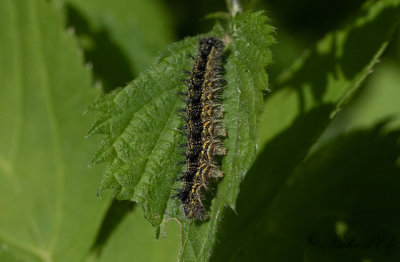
[1,0,399,261]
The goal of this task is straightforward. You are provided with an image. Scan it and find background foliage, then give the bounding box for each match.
[0,0,399,261]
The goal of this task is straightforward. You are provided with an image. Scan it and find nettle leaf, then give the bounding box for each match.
[65,0,174,91]
[88,11,274,261]
[65,0,173,73]
[0,0,109,261]
[252,123,400,262]
[90,205,180,262]
[210,0,400,261]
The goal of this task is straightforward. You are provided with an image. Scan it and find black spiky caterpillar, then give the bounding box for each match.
[176,37,226,221]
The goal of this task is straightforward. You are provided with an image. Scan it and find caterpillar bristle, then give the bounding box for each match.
[174,37,226,221]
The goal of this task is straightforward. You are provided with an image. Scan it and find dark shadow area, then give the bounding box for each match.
[65,4,134,93]
[162,0,227,38]
[258,0,365,82]
[90,199,135,256]
[163,0,364,40]
[262,0,365,39]
[211,105,334,261]
[382,27,400,63]
[212,121,400,261]
[279,44,337,106]
[340,6,400,78]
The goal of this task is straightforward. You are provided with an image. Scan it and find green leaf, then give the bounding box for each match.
[316,60,400,146]
[0,0,109,261]
[88,11,274,262]
[64,0,174,75]
[210,0,400,261]
[177,12,275,262]
[88,36,198,224]
[255,123,400,261]
[87,203,180,262]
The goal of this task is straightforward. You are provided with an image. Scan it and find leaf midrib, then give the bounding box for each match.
[1,0,45,258]
[0,1,69,261]
[29,0,66,254]
[0,232,52,262]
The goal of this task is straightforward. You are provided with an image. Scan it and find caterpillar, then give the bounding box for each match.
[176,37,226,221]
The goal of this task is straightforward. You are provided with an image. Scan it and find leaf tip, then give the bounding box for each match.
[229,204,238,215]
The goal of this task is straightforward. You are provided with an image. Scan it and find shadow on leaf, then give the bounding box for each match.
[65,4,134,93]
[212,121,400,261]
[90,200,135,256]
[275,4,400,108]
[211,104,334,260]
